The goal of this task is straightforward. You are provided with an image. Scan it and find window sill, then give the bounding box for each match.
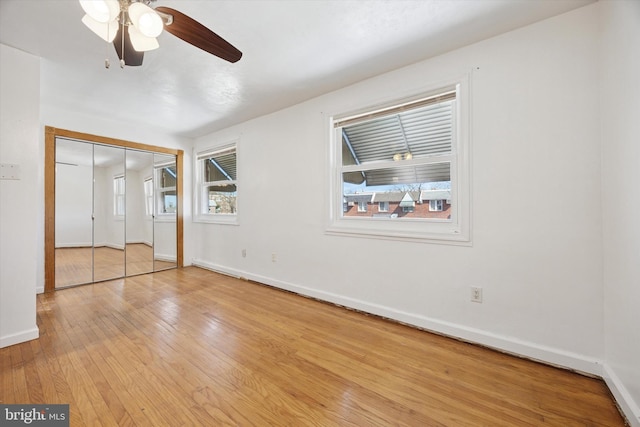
[194,214,239,225]
[326,218,470,246]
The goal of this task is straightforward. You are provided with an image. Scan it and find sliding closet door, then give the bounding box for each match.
[45,126,184,292]
[55,139,94,288]
[153,153,178,271]
[125,150,155,275]
[93,144,126,282]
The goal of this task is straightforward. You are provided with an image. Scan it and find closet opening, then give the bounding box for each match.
[44,126,184,292]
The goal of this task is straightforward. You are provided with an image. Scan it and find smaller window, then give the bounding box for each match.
[378,201,389,212]
[357,201,367,212]
[402,206,414,213]
[429,200,444,212]
[156,164,177,215]
[113,175,125,216]
[195,144,238,223]
[144,178,153,216]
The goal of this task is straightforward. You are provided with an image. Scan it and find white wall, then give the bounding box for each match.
[125,168,153,246]
[600,1,640,425]
[0,44,40,347]
[194,5,604,373]
[55,163,93,247]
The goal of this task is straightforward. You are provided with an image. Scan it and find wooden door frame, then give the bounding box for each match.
[44,126,184,292]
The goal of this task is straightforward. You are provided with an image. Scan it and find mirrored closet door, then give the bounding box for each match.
[46,127,183,291]
[125,150,155,276]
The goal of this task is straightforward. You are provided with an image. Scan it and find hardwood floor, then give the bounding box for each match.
[1,267,626,426]
[55,245,175,288]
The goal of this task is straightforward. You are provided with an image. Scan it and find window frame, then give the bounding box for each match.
[194,141,239,225]
[154,161,177,221]
[429,199,444,212]
[326,74,471,244]
[378,201,389,213]
[144,177,153,217]
[113,175,125,218]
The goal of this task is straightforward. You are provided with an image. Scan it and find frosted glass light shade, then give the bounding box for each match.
[128,25,159,52]
[82,14,119,42]
[128,2,164,38]
[79,0,119,23]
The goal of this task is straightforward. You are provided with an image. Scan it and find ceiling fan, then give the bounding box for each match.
[79,0,242,67]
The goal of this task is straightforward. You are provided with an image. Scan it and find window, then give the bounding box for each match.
[113,175,125,216]
[144,178,153,216]
[328,77,470,243]
[155,162,177,215]
[195,144,237,223]
[357,201,367,212]
[429,200,443,212]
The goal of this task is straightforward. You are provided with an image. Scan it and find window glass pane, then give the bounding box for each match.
[161,190,176,213]
[207,187,237,214]
[343,163,451,220]
[341,100,453,166]
[204,151,236,182]
[113,176,125,216]
[161,166,177,188]
[144,178,153,215]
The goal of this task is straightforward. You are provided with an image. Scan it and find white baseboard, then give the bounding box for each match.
[55,242,92,248]
[126,240,153,247]
[192,259,603,377]
[154,253,176,263]
[0,326,39,348]
[603,364,640,427]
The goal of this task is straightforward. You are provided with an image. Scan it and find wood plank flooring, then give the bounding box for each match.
[55,245,175,288]
[0,267,626,426]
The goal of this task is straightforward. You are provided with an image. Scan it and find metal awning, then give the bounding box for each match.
[340,98,453,185]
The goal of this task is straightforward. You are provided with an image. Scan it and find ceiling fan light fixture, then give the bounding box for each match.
[128,2,164,38]
[128,25,159,52]
[81,14,119,43]
[79,0,119,23]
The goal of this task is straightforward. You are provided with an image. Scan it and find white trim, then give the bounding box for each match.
[153,253,176,263]
[193,140,239,224]
[603,364,640,427]
[191,259,602,376]
[54,242,93,248]
[0,326,39,348]
[327,73,472,244]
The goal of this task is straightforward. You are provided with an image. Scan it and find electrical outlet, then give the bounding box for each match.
[271,253,277,263]
[241,249,247,258]
[471,287,483,303]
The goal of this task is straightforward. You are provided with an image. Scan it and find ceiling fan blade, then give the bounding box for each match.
[113,25,144,67]
[155,7,242,63]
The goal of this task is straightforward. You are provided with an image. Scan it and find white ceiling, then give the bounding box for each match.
[0,0,594,138]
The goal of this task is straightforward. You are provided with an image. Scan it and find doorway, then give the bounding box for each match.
[44,127,183,291]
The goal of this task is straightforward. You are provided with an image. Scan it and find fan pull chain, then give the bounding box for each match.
[105,24,111,68]
[120,9,125,68]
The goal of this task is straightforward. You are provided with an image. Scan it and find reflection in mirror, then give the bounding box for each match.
[93,144,126,282]
[55,138,94,288]
[153,153,177,271]
[125,150,155,276]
